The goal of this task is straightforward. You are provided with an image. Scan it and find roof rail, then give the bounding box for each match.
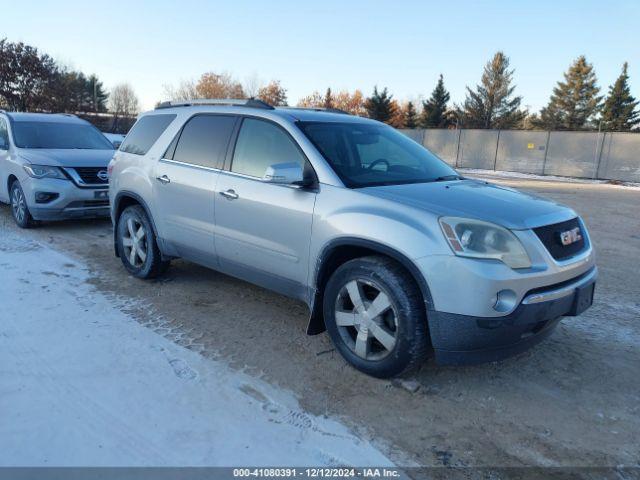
[155,98,274,110]
[280,106,351,115]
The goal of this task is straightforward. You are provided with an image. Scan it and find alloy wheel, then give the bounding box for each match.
[11,186,27,224]
[334,278,398,361]
[122,217,148,268]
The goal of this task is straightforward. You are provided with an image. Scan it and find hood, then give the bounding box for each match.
[362,179,576,230]
[17,148,114,168]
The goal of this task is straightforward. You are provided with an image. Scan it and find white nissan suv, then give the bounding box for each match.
[0,111,114,227]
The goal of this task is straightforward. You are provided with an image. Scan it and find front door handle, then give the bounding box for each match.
[219,189,239,200]
[156,175,171,185]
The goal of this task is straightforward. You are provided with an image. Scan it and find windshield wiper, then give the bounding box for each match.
[432,175,464,182]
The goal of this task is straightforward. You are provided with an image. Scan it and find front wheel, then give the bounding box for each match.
[10,180,36,228]
[323,256,430,378]
[116,205,169,279]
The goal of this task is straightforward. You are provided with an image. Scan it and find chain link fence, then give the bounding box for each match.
[400,128,640,183]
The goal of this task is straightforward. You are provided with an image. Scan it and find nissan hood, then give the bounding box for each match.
[17,148,114,168]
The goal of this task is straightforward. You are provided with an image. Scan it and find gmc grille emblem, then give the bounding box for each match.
[559,227,582,246]
[97,170,109,181]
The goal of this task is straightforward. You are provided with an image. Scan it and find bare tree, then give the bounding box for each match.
[109,83,139,133]
[243,72,263,98]
[162,79,199,101]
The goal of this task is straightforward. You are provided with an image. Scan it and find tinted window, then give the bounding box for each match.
[232,118,306,178]
[172,115,236,168]
[298,122,457,187]
[0,119,8,148]
[120,114,176,155]
[12,122,114,150]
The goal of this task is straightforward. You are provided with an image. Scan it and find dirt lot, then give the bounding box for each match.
[1,175,639,468]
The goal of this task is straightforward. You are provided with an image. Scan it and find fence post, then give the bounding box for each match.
[594,131,606,179]
[541,130,551,175]
[454,129,462,168]
[493,130,501,171]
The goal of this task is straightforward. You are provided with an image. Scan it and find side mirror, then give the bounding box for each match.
[0,138,8,150]
[263,162,306,185]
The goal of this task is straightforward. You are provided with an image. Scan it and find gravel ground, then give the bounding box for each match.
[1,175,638,469]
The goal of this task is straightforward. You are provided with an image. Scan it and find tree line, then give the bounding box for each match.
[163,52,639,132]
[0,38,108,113]
[297,52,638,132]
[0,38,140,132]
[2,37,638,133]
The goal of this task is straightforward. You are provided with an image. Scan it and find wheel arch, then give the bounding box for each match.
[112,191,162,258]
[307,237,435,335]
[7,174,18,194]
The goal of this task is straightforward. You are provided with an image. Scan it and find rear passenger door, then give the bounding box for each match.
[154,114,238,266]
[214,117,317,298]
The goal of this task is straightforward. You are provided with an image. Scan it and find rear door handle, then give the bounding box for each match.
[219,189,239,200]
[156,175,170,184]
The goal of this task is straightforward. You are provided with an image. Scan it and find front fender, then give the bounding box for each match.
[306,185,448,335]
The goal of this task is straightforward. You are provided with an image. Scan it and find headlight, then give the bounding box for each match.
[23,164,67,180]
[439,216,531,269]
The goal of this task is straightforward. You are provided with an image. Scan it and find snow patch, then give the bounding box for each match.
[460,168,640,189]
[0,231,392,467]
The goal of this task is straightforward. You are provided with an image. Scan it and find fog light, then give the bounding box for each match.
[35,192,59,204]
[493,289,517,313]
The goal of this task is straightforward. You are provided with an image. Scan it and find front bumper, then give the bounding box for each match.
[22,177,110,221]
[429,267,597,365]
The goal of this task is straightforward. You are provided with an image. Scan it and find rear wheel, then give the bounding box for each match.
[116,205,169,279]
[323,256,429,378]
[10,180,36,228]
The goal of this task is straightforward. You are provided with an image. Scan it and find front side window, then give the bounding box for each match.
[12,121,114,150]
[171,115,236,169]
[231,118,306,178]
[120,114,176,155]
[298,122,457,188]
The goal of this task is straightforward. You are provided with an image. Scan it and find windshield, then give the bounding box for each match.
[12,121,114,150]
[298,122,458,188]
[298,121,458,187]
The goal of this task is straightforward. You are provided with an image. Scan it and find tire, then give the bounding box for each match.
[116,205,169,279]
[10,180,37,228]
[323,255,429,378]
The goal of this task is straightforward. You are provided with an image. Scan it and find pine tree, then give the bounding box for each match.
[461,52,525,129]
[365,86,394,123]
[323,87,333,109]
[87,74,108,112]
[404,101,418,128]
[421,74,450,127]
[538,56,601,130]
[601,62,639,131]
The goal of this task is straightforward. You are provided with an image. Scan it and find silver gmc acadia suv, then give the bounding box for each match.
[0,112,114,227]
[109,99,596,378]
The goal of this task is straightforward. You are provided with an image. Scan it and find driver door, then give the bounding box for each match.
[214,117,316,299]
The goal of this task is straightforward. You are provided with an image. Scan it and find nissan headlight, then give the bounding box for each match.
[23,164,67,180]
[439,217,531,269]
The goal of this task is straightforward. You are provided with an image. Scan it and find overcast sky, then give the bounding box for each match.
[2,0,638,112]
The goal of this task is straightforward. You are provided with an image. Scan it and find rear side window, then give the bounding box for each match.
[231,118,305,178]
[0,118,9,148]
[171,115,236,169]
[120,114,176,155]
